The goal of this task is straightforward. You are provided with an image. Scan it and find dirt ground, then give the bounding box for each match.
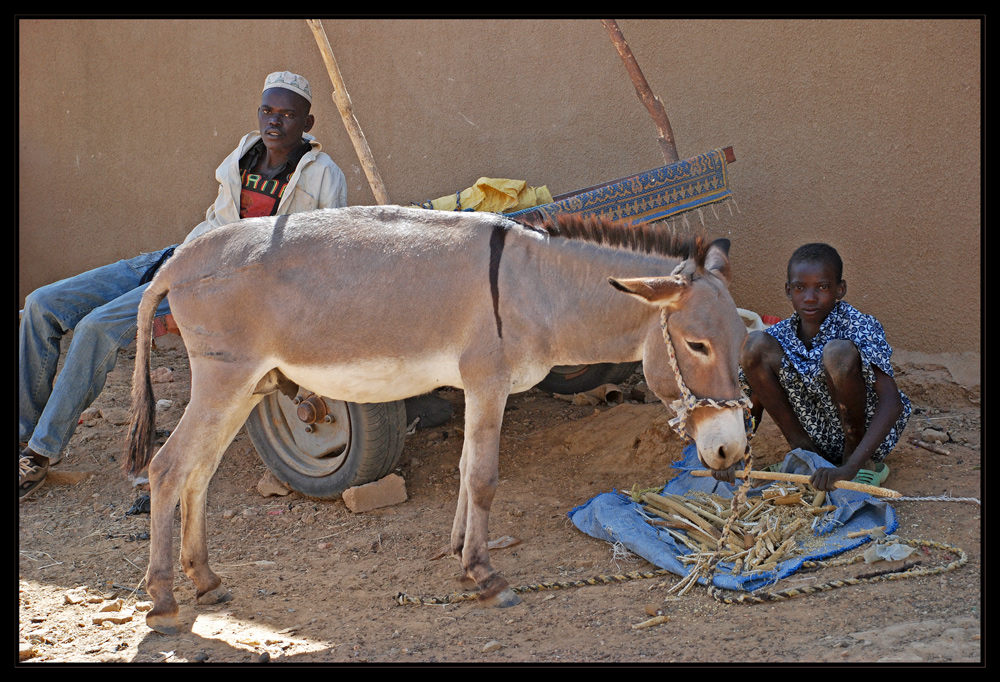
[18,336,982,665]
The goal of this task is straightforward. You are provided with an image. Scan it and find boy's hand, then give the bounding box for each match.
[810,465,856,492]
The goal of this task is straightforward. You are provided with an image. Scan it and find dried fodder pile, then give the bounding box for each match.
[636,481,841,577]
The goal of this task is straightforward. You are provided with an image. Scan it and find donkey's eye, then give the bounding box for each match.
[687,341,709,355]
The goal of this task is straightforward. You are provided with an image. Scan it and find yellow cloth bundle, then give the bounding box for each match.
[428,177,553,213]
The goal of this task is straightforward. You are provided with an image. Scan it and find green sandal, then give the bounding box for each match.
[852,462,890,487]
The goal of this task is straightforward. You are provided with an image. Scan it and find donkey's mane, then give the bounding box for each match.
[527,214,710,267]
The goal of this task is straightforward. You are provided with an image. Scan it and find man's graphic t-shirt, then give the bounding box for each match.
[240,170,289,218]
[238,139,311,219]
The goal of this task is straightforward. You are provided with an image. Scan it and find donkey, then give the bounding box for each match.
[125,204,748,634]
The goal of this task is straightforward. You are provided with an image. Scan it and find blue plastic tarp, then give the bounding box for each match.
[567,446,897,592]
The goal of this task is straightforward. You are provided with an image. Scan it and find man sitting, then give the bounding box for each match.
[19,71,348,501]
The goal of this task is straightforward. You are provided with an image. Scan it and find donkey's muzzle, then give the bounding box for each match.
[691,407,747,471]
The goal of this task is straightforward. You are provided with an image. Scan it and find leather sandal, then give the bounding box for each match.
[19,451,49,501]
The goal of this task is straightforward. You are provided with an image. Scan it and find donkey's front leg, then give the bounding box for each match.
[456,385,520,607]
[449,437,476,588]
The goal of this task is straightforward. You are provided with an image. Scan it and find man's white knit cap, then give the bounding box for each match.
[263,71,312,104]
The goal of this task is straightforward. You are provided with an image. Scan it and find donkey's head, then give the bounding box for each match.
[609,239,748,471]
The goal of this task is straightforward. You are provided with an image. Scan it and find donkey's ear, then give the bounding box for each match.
[704,238,732,286]
[608,274,688,308]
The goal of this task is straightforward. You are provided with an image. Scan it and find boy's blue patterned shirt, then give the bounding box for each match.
[760,300,911,463]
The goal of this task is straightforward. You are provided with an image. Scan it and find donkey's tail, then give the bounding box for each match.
[123,278,170,477]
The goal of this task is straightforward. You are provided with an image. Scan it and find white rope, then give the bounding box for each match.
[893,494,981,505]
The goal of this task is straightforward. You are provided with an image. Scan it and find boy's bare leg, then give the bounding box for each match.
[741,331,819,453]
[821,340,875,470]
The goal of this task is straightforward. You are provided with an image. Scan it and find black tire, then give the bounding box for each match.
[534,362,640,395]
[245,393,407,500]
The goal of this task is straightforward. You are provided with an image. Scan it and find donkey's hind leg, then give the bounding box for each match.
[144,433,188,635]
[180,375,262,605]
[144,364,261,634]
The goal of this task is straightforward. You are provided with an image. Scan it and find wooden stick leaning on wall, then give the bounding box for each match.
[601,19,679,165]
[307,19,390,205]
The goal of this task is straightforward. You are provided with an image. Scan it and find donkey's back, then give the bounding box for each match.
[157,205,508,403]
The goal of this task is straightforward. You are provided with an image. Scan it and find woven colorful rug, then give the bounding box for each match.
[507,147,734,226]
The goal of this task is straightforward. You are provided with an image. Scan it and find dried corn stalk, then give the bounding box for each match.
[638,478,838,579]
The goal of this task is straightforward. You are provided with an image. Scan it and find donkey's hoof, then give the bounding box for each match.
[476,573,521,608]
[146,611,181,636]
[455,573,478,590]
[479,587,521,608]
[196,586,233,605]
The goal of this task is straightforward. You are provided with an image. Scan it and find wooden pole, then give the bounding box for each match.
[601,19,679,165]
[690,469,902,498]
[307,19,390,205]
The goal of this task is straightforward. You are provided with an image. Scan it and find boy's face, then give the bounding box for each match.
[785,260,846,326]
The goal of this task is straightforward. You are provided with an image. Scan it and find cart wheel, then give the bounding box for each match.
[534,362,640,395]
[245,392,407,500]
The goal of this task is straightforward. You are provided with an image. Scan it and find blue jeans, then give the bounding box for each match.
[19,248,175,463]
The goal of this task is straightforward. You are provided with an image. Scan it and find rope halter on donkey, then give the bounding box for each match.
[659,307,756,597]
[659,308,753,445]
